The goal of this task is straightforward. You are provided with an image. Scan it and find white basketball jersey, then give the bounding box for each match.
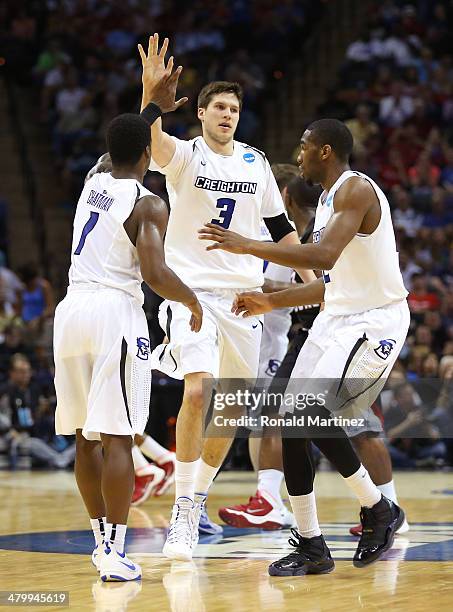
[314,170,408,315]
[68,173,152,304]
[150,136,285,289]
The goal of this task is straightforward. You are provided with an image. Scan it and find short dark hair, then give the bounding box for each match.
[307,118,354,161]
[271,164,299,190]
[197,81,243,110]
[106,113,150,166]
[286,176,322,210]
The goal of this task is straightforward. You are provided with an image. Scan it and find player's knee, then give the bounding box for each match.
[75,430,100,454]
[183,385,205,411]
[100,433,133,452]
[351,432,380,452]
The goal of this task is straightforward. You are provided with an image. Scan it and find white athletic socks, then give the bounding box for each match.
[344,465,382,508]
[131,445,150,473]
[289,492,321,538]
[90,516,106,547]
[194,459,220,496]
[175,459,199,501]
[140,435,170,464]
[377,480,398,504]
[258,469,284,505]
[105,523,127,554]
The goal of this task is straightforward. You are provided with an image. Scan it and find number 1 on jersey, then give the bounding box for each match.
[74,211,99,255]
[211,198,236,229]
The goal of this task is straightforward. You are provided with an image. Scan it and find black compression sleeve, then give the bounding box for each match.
[263,213,295,242]
[140,102,163,125]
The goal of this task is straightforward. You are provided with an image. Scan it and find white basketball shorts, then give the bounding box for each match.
[257,310,291,382]
[283,300,410,434]
[54,286,151,441]
[151,288,263,380]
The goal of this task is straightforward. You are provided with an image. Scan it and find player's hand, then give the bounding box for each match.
[184,297,203,332]
[138,33,188,113]
[198,223,251,254]
[84,153,112,183]
[232,292,274,317]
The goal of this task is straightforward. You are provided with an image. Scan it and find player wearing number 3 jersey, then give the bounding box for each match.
[138,34,315,560]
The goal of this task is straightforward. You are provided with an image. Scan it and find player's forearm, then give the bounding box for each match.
[245,239,336,272]
[262,279,293,293]
[268,278,325,309]
[145,266,197,306]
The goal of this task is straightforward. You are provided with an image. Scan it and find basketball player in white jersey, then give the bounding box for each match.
[200,118,409,573]
[54,75,203,579]
[138,35,315,561]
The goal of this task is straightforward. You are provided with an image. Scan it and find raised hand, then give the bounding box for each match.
[138,33,188,113]
[198,223,251,254]
[231,292,274,317]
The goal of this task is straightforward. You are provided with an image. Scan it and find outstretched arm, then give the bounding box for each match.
[232,277,325,317]
[138,34,187,168]
[199,178,374,271]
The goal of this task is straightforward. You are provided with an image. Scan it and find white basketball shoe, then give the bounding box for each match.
[99,543,141,582]
[163,497,200,561]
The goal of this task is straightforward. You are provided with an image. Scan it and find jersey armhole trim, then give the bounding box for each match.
[332,174,383,240]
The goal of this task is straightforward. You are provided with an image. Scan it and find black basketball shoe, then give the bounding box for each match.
[353,495,405,568]
[268,529,335,576]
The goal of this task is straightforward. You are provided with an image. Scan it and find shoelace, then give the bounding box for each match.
[168,505,195,545]
[234,493,263,512]
[278,528,313,563]
[359,507,387,546]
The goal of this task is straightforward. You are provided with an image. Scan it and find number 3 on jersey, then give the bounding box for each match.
[211,198,236,229]
[74,211,99,255]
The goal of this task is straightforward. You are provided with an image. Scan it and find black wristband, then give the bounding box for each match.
[140,102,163,125]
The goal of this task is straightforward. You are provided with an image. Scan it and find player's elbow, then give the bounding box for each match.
[318,247,338,271]
[142,267,165,290]
[143,264,172,293]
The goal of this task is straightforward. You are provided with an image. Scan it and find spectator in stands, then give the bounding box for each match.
[0,278,22,342]
[346,104,379,156]
[422,188,453,228]
[380,149,409,190]
[379,80,414,128]
[0,354,74,469]
[408,273,441,314]
[0,326,34,378]
[0,252,22,314]
[385,382,446,468]
[391,186,421,237]
[17,264,54,344]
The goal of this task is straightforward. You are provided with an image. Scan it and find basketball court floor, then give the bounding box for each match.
[1,470,452,611]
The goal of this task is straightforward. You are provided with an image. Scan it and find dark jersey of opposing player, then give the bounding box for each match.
[291,217,320,329]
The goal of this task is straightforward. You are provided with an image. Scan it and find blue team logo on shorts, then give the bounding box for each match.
[265,359,281,376]
[136,337,150,361]
[374,339,396,360]
[243,152,255,163]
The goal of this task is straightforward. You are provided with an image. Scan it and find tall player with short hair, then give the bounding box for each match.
[54,69,203,581]
[200,118,409,573]
[138,35,315,561]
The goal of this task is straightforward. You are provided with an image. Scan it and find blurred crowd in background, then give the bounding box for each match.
[0,0,452,470]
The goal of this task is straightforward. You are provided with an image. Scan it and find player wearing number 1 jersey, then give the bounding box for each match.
[138,34,315,560]
[54,85,202,580]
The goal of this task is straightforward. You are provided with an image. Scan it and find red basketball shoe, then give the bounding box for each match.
[219,490,295,530]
